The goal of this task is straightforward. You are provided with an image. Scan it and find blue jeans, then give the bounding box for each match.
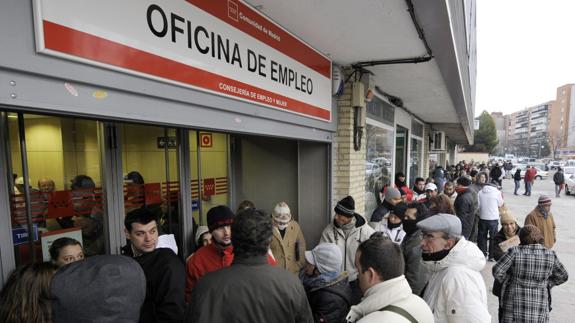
[514,180,520,194]
[478,219,498,258]
[524,180,532,195]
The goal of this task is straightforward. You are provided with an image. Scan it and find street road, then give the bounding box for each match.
[481,172,574,322]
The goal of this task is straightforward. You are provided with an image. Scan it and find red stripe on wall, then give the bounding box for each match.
[185,0,331,78]
[43,21,330,121]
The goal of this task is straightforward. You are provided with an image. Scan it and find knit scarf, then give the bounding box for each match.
[537,205,550,219]
[338,216,357,233]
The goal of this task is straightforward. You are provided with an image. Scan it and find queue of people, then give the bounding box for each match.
[0,163,570,323]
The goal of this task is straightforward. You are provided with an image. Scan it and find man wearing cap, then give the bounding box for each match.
[321,195,375,304]
[300,243,352,323]
[420,183,438,208]
[417,213,490,322]
[345,235,433,323]
[185,205,276,300]
[186,209,313,323]
[454,176,480,241]
[524,195,556,249]
[369,187,403,228]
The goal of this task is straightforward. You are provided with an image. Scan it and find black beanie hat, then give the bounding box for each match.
[207,205,235,232]
[334,196,356,218]
[456,176,472,187]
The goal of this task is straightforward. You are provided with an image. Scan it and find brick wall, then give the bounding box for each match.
[332,72,366,214]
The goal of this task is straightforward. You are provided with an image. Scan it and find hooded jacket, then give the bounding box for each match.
[477,184,503,221]
[422,238,491,323]
[345,275,433,323]
[304,272,353,323]
[51,255,146,323]
[320,214,375,281]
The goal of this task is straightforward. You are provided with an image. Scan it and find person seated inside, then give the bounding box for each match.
[49,237,85,268]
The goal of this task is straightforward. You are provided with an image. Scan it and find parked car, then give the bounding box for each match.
[529,162,549,171]
[548,160,565,170]
[366,162,381,177]
[512,164,548,180]
[563,167,575,195]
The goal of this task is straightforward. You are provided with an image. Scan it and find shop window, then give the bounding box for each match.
[410,138,422,187]
[365,123,394,217]
[6,113,106,265]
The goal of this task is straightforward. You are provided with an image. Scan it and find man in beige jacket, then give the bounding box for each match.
[524,195,556,249]
[270,201,306,274]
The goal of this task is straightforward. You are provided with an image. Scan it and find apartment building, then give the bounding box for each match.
[549,84,575,158]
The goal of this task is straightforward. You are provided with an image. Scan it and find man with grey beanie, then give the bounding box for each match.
[369,187,403,228]
[300,243,352,323]
[417,213,490,322]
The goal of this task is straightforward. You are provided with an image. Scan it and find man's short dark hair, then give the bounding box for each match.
[232,208,272,258]
[357,235,404,281]
[71,175,95,190]
[415,177,425,184]
[405,202,430,221]
[124,208,158,232]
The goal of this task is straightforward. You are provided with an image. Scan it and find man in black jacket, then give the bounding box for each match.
[454,176,478,241]
[553,167,565,197]
[186,208,313,323]
[124,208,186,323]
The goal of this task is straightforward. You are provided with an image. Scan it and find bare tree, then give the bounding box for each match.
[548,132,562,160]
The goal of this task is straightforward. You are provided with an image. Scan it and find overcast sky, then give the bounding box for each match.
[475,0,575,116]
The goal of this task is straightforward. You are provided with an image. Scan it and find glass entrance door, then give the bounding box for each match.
[4,112,107,265]
[119,124,181,251]
[395,126,408,177]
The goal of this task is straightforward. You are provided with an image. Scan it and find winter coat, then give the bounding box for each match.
[524,168,537,182]
[492,224,521,261]
[400,230,428,296]
[304,273,352,323]
[493,244,569,323]
[525,208,556,249]
[477,184,503,221]
[444,192,457,205]
[135,248,186,323]
[490,166,502,182]
[51,255,146,323]
[422,238,491,322]
[185,243,277,299]
[513,170,522,181]
[372,220,406,244]
[369,200,395,224]
[270,220,306,274]
[454,188,479,240]
[320,214,375,281]
[186,255,313,323]
[553,171,565,185]
[345,275,433,323]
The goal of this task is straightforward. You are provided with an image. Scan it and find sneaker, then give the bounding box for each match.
[488,258,495,262]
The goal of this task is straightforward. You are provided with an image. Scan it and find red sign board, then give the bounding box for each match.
[203,178,215,196]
